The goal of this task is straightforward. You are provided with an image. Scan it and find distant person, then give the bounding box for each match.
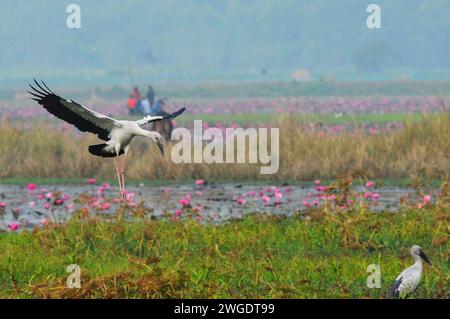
[131,86,142,114]
[140,97,151,115]
[132,86,141,100]
[127,94,138,115]
[146,85,155,106]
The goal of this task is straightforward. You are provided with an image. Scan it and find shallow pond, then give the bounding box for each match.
[0,182,430,230]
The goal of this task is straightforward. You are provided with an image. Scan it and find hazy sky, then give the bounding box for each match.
[0,0,449,85]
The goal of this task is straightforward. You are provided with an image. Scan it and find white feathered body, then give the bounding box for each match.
[394,262,422,297]
[104,121,161,155]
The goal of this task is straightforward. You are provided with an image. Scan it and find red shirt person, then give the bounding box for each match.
[127,94,138,114]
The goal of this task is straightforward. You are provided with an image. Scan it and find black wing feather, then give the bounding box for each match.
[138,107,186,126]
[28,80,112,141]
[166,107,186,119]
[387,277,403,298]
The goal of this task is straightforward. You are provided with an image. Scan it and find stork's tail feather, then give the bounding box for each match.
[387,278,402,298]
[88,144,121,158]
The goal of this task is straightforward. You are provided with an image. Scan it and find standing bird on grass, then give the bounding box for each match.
[28,80,185,199]
[388,245,432,298]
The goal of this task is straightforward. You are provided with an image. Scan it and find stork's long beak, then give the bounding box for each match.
[419,250,432,265]
[156,139,167,160]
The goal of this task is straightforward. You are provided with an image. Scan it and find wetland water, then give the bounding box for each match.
[0,183,427,230]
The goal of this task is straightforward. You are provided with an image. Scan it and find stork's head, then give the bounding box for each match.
[411,245,432,265]
[146,131,166,159]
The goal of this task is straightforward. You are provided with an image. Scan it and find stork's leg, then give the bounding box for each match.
[114,157,123,200]
[120,154,128,199]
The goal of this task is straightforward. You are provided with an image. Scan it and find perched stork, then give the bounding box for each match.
[28,79,186,199]
[388,245,432,298]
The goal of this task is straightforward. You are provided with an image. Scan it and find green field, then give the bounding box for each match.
[0,206,448,298]
[15,112,424,130]
[0,177,443,188]
[123,112,424,126]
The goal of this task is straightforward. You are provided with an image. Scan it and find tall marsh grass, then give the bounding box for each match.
[0,113,448,181]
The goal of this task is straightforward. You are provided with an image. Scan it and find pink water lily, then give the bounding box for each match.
[8,223,20,231]
[237,197,246,205]
[0,202,7,208]
[316,186,326,192]
[26,183,37,191]
[261,195,270,204]
[101,182,111,189]
[366,181,375,188]
[179,197,191,206]
[423,195,431,204]
[87,178,96,185]
[195,179,205,186]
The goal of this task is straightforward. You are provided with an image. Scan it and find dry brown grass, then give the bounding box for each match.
[28,270,186,299]
[0,113,448,180]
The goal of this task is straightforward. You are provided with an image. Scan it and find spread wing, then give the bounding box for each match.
[136,107,186,126]
[28,79,117,141]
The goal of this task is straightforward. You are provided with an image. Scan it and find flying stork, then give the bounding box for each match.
[388,245,432,298]
[27,79,185,199]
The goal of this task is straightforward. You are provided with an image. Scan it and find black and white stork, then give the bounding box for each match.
[28,79,185,199]
[388,245,432,298]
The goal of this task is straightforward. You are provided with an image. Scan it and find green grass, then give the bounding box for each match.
[0,177,442,188]
[154,81,450,99]
[0,207,448,298]
[122,112,423,126]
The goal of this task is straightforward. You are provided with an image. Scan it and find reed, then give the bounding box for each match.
[0,113,448,181]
